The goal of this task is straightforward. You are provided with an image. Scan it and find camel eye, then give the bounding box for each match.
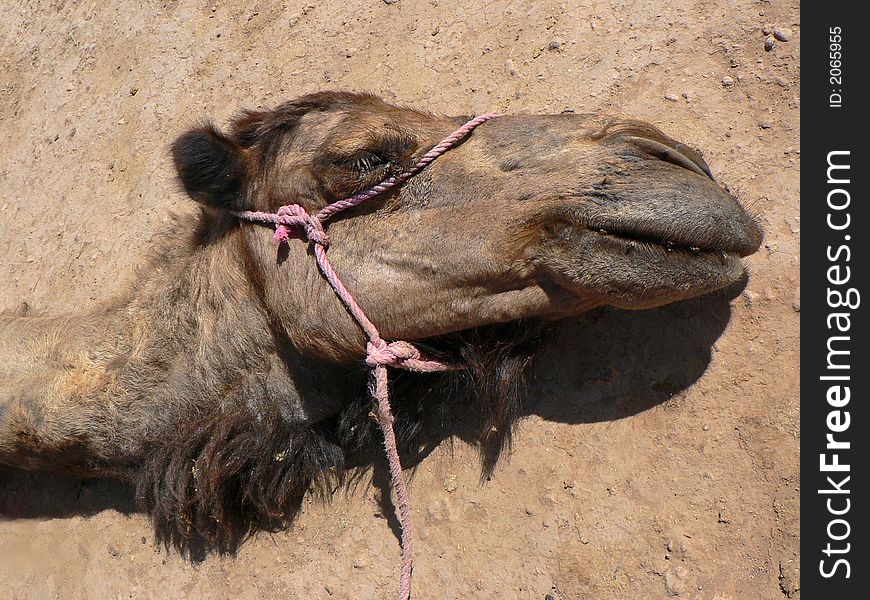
[343,151,390,176]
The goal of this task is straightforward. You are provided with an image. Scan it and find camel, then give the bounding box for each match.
[0,92,761,555]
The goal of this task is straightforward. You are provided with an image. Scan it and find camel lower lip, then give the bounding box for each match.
[544,226,749,310]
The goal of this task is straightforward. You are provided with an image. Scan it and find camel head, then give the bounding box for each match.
[172,92,761,360]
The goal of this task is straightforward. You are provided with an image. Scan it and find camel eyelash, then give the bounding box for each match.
[341,151,391,175]
[339,132,416,176]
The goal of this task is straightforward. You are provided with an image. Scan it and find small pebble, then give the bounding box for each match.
[107,543,120,557]
[764,36,775,51]
[547,40,563,51]
[505,60,518,76]
[664,93,679,102]
[722,75,735,87]
[773,27,792,42]
[682,91,692,102]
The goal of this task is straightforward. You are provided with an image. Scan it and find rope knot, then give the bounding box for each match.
[366,340,422,368]
[273,204,329,247]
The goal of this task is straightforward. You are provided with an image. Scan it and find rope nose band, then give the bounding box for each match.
[230,113,499,600]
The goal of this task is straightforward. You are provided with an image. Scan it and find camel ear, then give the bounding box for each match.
[171,123,247,209]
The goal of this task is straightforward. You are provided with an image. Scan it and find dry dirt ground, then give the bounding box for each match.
[0,1,799,598]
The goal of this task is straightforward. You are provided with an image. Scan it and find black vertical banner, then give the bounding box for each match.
[802,4,869,597]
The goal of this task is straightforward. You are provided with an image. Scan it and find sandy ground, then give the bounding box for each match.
[0,1,800,598]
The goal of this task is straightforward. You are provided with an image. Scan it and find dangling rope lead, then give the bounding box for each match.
[231,113,499,600]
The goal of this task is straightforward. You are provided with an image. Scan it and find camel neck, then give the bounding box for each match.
[0,224,352,475]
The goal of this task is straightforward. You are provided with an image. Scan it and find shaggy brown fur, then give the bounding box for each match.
[0,92,761,556]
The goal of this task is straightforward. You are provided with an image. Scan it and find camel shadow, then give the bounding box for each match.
[406,279,742,459]
[369,279,744,541]
[0,469,136,519]
[530,286,737,426]
[0,281,743,549]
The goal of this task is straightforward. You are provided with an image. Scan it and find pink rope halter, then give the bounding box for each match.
[230,113,498,600]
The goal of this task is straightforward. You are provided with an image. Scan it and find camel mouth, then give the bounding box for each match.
[577,217,760,258]
[541,201,761,309]
[583,227,746,272]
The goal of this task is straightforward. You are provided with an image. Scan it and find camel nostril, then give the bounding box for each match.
[673,141,715,179]
[625,136,714,180]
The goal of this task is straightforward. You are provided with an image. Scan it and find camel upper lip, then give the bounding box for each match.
[563,133,763,258]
